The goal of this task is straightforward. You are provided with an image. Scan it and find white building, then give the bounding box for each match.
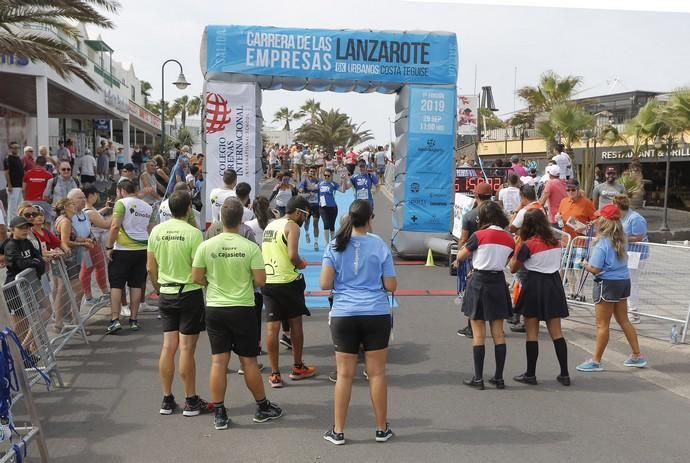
[0,23,161,159]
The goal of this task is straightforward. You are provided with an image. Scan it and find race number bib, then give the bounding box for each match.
[320,195,327,207]
[356,189,369,200]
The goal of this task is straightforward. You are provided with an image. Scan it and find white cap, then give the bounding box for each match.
[547,165,561,177]
[23,145,34,153]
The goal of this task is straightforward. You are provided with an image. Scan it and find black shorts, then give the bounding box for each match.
[206,307,258,356]
[108,161,116,168]
[308,204,320,220]
[159,289,206,335]
[262,276,311,322]
[81,175,96,184]
[108,250,147,289]
[320,206,338,231]
[593,278,631,303]
[330,315,391,354]
[117,163,124,171]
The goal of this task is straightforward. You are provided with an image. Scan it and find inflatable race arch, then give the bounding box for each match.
[200,25,458,256]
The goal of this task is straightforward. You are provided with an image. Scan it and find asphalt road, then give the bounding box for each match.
[21,179,690,463]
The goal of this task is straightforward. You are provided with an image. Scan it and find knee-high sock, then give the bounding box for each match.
[526,341,539,377]
[553,337,569,377]
[494,343,507,380]
[473,345,485,379]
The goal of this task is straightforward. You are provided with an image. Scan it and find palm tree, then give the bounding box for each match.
[539,103,593,150]
[297,98,322,122]
[140,80,152,105]
[624,99,666,166]
[517,71,583,151]
[273,107,298,131]
[295,109,373,151]
[170,95,202,128]
[0,0,121,90]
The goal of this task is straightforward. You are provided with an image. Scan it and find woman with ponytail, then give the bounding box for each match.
[577,204,647,372]
[320,199,397,445]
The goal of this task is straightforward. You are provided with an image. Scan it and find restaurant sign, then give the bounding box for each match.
[598,146,690,163]
[128,100,162,130]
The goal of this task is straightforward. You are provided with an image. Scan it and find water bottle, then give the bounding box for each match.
[556,214,564,229]
[670,324,679,344]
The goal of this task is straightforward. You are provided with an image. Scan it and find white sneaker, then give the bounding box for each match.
[314,242,319,251]
[120,305,131,317]
[629,315,641,324]
[139,303,158,313]
[305,233,311,244]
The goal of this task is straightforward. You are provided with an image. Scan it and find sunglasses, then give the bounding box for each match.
[296,208,311,217]
[324,174,332,178]
[566,189,578,192]
[22,212,38,218]
[61,168,71,172]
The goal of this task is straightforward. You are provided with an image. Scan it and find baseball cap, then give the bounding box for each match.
[122,163,135,172]
[596,204,621,220]
[475,182,493,197]
[10,216,31,228]
[510,155,520,163]
[605,167,617,175]
[546,165,561,177]
[565,179,580,190]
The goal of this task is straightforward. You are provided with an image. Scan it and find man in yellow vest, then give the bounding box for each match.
[262,195,316,388]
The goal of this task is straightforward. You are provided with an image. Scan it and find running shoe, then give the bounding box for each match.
[238,363,264,375]
[510,323,526,333]
[363,369,368,380]
[305,233,311,244]
[253,401,283,423]
[289,364,317,380]
[623,356,648,368]
[106,319,121,334]
[513,373,538,385]
[160,394,177,415]
[488,377,506,389]
[140,303,158,313]
[84,296,97,305]
[314,242,319,251]
[214,405,230,430]
[576,359,604,372]
[279,334,293,349]
[269,373,285,388]
[323,427,345,445]
[129,320,140,331]
[375,424,394,443]
[557,375,571,386]
[462,377,485,390]
[328,371,337,383]
[183,396,213,417]
[628,314,641,324]
[456,326,473,338]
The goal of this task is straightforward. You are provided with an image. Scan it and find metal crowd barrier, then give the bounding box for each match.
[0,285,50,462]
[562,237,690,343]
[1,269,63,388]
[78,238,112,324]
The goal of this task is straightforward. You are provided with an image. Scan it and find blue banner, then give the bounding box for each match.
[204,25,457,86]
[403,86,456,232]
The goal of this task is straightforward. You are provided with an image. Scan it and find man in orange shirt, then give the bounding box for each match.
[557,179,596,239]
[557,179,596,298]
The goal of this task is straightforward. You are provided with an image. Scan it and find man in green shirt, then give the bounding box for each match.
[147,190,210,417]
[261,195,316,388]
[192,198,282,430]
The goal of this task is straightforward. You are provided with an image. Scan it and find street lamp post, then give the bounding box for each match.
[160,59,190,155]
[660,134,673,232]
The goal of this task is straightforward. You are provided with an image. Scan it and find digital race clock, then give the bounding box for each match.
[454,176,503,194]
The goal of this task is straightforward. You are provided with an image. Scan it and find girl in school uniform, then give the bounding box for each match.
[509,209,570,386]
[454,201,513,390]
[577,204,647,372]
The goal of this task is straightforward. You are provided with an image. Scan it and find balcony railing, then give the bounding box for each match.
[93,65,120,88]
[481,123,627,142]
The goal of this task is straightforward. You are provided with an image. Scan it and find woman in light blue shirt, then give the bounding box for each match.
[613,194,648,324]
[320,199,396,445]
[577,204,647,372]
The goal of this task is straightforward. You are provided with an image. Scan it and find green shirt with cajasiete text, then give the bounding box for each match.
[147,218,203,294]
[192,232,264,307]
